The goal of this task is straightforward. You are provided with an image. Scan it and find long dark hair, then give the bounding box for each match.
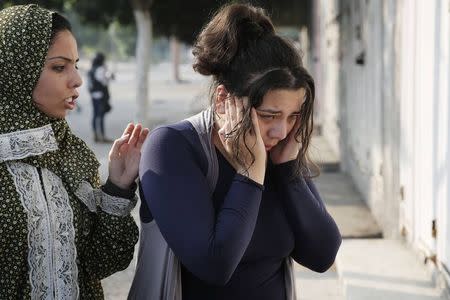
[192,3,317,177]
[50,12,72,46]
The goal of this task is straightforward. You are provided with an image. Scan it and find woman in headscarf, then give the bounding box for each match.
[0,4,148,299]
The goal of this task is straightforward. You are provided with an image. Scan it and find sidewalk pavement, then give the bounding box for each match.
[309,130,448,299]
[67,61,449,299]
[337,239,449,300]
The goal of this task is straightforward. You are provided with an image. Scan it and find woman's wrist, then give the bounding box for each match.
[234,173,265,190]
[237,163,265,185]
[107,177,128,190]
[102,178,137,200]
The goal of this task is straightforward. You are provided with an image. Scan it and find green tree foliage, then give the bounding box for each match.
[2,0,312,39]
[0,0,67,10]
[254,0,312,27]
[152,0,223,44]
[151,0,312,45]
[0,0,143,28]
[73,0,134,27]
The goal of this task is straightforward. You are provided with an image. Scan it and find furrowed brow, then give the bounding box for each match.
[256,108,282,115]
[47,56,79,63]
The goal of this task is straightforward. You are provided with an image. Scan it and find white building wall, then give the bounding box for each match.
[317,0,395,235]
[415,0,437,254]
[398,0,450,283]
[311,0,341,159]
[381,0,401,239]
[313,0,450,285]
[398,0,417,244]
[435,0,450,279]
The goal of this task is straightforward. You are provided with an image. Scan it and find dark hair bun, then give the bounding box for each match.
[192,3,275,77]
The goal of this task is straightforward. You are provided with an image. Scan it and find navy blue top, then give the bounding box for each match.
[139,120,341,300]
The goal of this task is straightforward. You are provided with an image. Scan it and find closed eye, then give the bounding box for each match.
[259,114,276,120]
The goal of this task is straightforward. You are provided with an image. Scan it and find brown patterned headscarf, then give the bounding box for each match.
[0,4,100,194]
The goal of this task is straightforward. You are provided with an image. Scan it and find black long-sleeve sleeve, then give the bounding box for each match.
[272,160,342,273]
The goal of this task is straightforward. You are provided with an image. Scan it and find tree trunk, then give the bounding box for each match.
[298,26,310,69]
[133,9,152,125]
[170,35,181,83]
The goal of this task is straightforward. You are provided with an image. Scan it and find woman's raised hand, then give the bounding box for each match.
[218,96,266,184]
[108,123,150,189]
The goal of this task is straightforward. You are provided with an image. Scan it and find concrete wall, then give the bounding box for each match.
[313,0,450,285]
[397,0,450,285]
[312,0,399,237]
[435,0,450,275]
[312,0,341,158]
[397,0,450,274]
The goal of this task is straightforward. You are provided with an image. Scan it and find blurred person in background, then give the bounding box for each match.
[88,52,115,143]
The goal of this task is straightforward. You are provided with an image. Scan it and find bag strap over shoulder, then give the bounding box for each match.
[129,108,219,300]
[185,107,219,195]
